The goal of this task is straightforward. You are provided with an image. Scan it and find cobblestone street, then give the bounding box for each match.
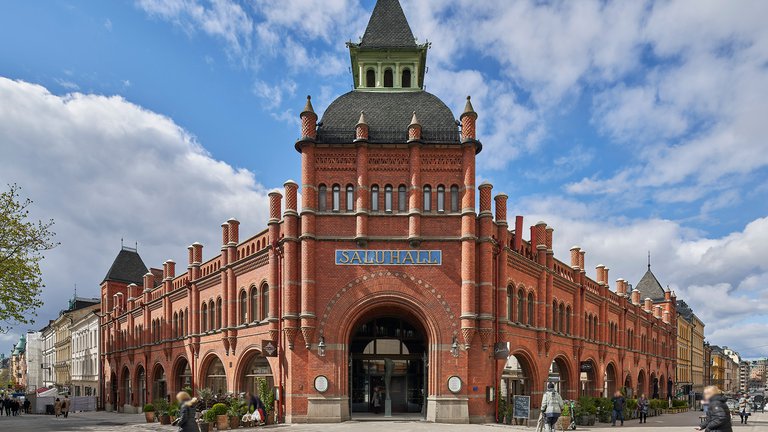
[1,411,766,432]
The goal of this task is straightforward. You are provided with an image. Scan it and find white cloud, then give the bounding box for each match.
[0,78,271,336]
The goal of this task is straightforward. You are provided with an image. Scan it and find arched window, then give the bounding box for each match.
[517,289,524,323]
[366,69,375,87]
[559,304,565,334]
[184,308,188,336]
[437,185,445,212]
[332,185,340,211]
[346,185,354,212]
[173,312,179,338]
[384,185,393,212]
[527,293,535,326]
[398,185,407,212]
[371,185,379,212]
[423,185,432,212]
[587,315,592,340]
[506,287,513,321]
[201,303,208,332]
[209,300,215,331]
[318,185,327,212]
[450,185,459,212]
[552,300,558,332]
[566,306,572,335]
[262,284,269,321]
[240,290,248,324]
[216,298,222,329]
[401,68,412,88]
[384,68,393,87]
[204,356,227,394]
[250,286,258,322]
[593,318,599,342]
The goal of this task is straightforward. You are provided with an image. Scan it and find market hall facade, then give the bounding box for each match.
[99,0,676,424]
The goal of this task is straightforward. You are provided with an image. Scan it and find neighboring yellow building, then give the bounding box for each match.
[676,300,705,405]
[50,297,100,392]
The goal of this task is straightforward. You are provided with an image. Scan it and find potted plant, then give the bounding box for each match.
[497,396,507,424]
[227,398,245,429]
[211,402,229,430]
[575,397,597,426]
[257,377,276,424]
[155,399,171,425]
[200,408,216,432]
[143,403,156,423]
[169,401,180,424]
[505,405,514,425]
[558,402,572,429]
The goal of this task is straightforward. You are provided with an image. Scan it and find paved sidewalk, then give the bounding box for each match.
[0,410,765,432]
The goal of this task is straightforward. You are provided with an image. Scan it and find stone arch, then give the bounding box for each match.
[199,351,227,395]
[580,357,598,397]
[172,355,192,393]
[549,353,576,400]
[120,365,132,409]
[234,348,274,395]
[502,348,540,405]
[152,361,168,402]
[637,369,647,397]
[135,363,147,408]
[605,361,619,397]
[624,373,634,397]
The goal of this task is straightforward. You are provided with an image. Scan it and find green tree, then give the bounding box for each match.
[0,184,58,331]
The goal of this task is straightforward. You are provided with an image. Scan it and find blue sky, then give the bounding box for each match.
[1,0,768,358]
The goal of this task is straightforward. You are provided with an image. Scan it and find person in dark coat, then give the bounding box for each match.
[175,391,199,432]
[247,392,267,425]
[697,386,733,432]
[23,399,30,414]
[611,390,625,426]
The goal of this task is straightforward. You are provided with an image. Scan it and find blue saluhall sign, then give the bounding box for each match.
[335,250,442,266]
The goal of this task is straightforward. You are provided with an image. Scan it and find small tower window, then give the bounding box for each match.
[402,69,412,88]
[437,185,445,212]
[346,185,354,212]
[385,185,393,212]
[384,69,393,87]
[371,185,379,212]
[332,184,340,212]
[318,185,327,212]
[398,185,407,212]
[366,69,376,88]
[423,185,432,212]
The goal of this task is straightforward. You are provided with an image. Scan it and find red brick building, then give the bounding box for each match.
[100,0,676,423]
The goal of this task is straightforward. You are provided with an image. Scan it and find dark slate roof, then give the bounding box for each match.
[360,0,417,49]
[103,248,148,285]
[676,299,694,322]
[318,91,459,144]
[634,267,667,302]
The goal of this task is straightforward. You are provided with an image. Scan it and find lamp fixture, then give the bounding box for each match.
[451,336,459,358]
[318,336,326,357]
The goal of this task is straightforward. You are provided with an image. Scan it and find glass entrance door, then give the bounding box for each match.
[349,317,426,416]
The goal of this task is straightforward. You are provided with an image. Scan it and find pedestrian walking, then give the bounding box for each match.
[54,398,61,418]
[540,382,564,432]
[62,395,70,418]
[638,393,649,424]
[11,399,19,416]
[738,394,751,425]
[247,392,266,425]
[372,387,382,414]
[696,386,732,432]
[3,397,10,416]
[23,399,30,414]
[174,391,199,432]
[611,390,625,426]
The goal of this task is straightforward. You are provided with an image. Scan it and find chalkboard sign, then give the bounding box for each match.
[513,395,530,419]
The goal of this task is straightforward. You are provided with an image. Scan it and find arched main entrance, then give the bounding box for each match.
[121,367,131,410]
[580,359,597,397]
[624,374,633,398]
[637,370,646,397]
[349,315,426,417]
[110,372,118,411]
[549,357,571,399]
[203,355,227,395]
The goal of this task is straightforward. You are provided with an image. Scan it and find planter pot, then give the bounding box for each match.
[229,417,240,429]
[144,412,155,423]
[198,423,211,432]
[216,414,230,430]
[159,414,171,425]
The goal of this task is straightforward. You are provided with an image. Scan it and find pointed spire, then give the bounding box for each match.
[409,111,420,127]
[301,95,315,116]
[360,0,416,49]
[648,251,651,270]
[356,110,368,127]
[461,95,477,118]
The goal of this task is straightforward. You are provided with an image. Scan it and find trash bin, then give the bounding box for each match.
[46,404,54,415]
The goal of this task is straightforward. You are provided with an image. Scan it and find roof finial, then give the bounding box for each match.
[121,237,124,248]
[409,111,421,127]
[357,110,368,126]
[648,251,651,270]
